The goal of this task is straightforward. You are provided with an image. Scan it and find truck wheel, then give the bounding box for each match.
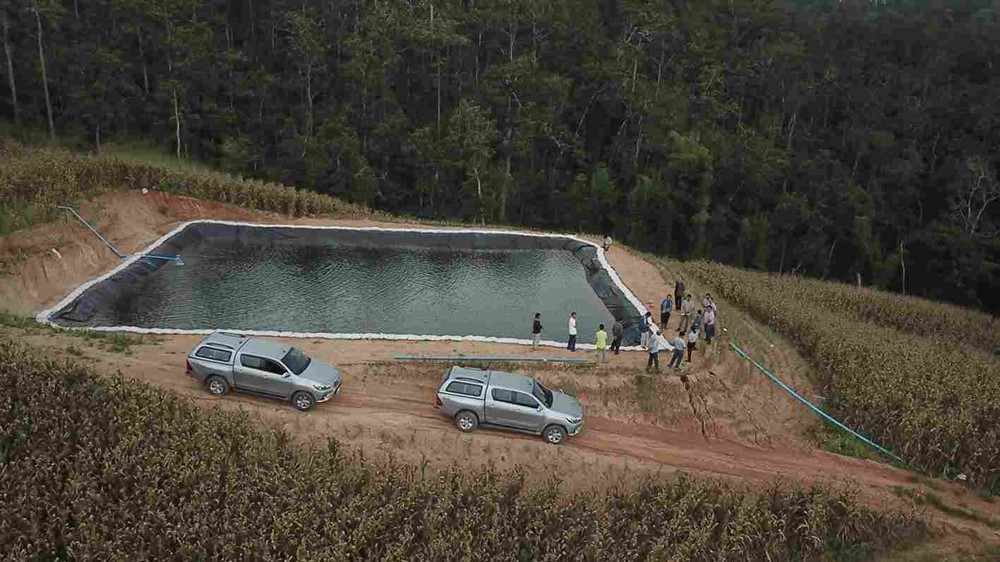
[292,391,315,412]
[206,376,229,397]
[455,411,479,432]
[543,425,567,445]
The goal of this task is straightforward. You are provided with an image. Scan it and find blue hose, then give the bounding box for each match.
[142,254,183,263]
[729,341,904,464]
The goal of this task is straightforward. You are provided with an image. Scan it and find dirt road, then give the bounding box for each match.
[12,330,998,537]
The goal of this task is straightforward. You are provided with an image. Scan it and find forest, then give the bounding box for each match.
[1,0,998,312]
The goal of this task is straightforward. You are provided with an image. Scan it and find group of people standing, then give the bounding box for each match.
[529,277,719,372]
[662,278,718,343]
[638,278,721,373]
[531,311,621,364]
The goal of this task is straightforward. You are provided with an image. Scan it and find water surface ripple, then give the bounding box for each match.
[90,239,615,341]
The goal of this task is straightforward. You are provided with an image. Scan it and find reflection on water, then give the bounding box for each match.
[87,239,615,341]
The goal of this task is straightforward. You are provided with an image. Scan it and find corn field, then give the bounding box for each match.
[682,260,1000,492]
[763,273,1000,357]
[0,140,371,234]
[0,339,923,560]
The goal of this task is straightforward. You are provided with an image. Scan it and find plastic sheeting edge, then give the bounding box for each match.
[37,220,649,349]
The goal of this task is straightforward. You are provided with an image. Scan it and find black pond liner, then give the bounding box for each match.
[45,222,645,346]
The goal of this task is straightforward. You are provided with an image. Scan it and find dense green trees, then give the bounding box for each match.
[0,0,997,312]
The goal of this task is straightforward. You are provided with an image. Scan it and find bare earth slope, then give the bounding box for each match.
[2,191,999,556]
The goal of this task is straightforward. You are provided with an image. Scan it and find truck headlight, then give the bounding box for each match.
[314,384,332,392]
[566,417,582,425]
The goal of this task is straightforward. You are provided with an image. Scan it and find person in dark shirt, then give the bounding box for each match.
[668,334,686,371]
[674,278,685,311]
[691,309,703,335]
[531,312,543,350]
[639,312,654,348]
[610,320,623,355]
[659,295,672,329]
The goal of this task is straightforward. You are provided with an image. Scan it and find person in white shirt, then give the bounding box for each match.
[686,328,698,362]
[645,326,662,373]
[678,293,695,334]
[567,312,578,352]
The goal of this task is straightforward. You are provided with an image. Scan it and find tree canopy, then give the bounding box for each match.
[1,0,997,312]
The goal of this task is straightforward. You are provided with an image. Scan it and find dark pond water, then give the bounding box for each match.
[86,238,616,342]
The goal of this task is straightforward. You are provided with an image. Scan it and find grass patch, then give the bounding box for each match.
[892,486,999,529]
[0,315,152,355]
[69,331,151,354]
[104,333,147,354]
[102,140,211,171]
[804,422,874,461]
[906,474,941,491]
[0,312,40,329]
[921,493,999,529]
[633,373,658,413]
[0,202,49,235]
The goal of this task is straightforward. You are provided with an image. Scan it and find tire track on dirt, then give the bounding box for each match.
[317,385,913,495]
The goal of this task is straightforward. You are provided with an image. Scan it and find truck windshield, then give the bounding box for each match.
[282,348,311,375]
[532,380,553,408]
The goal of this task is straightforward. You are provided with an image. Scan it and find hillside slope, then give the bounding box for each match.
[678,260,1000,491]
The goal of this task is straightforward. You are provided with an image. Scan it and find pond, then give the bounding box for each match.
[44,223,643,346]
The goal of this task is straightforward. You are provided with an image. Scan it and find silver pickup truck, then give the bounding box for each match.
[186,332,342,411]
[435,366,584,444]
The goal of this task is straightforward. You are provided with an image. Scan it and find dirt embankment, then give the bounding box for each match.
[2,191,1000,554]
[0,192,256,316]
